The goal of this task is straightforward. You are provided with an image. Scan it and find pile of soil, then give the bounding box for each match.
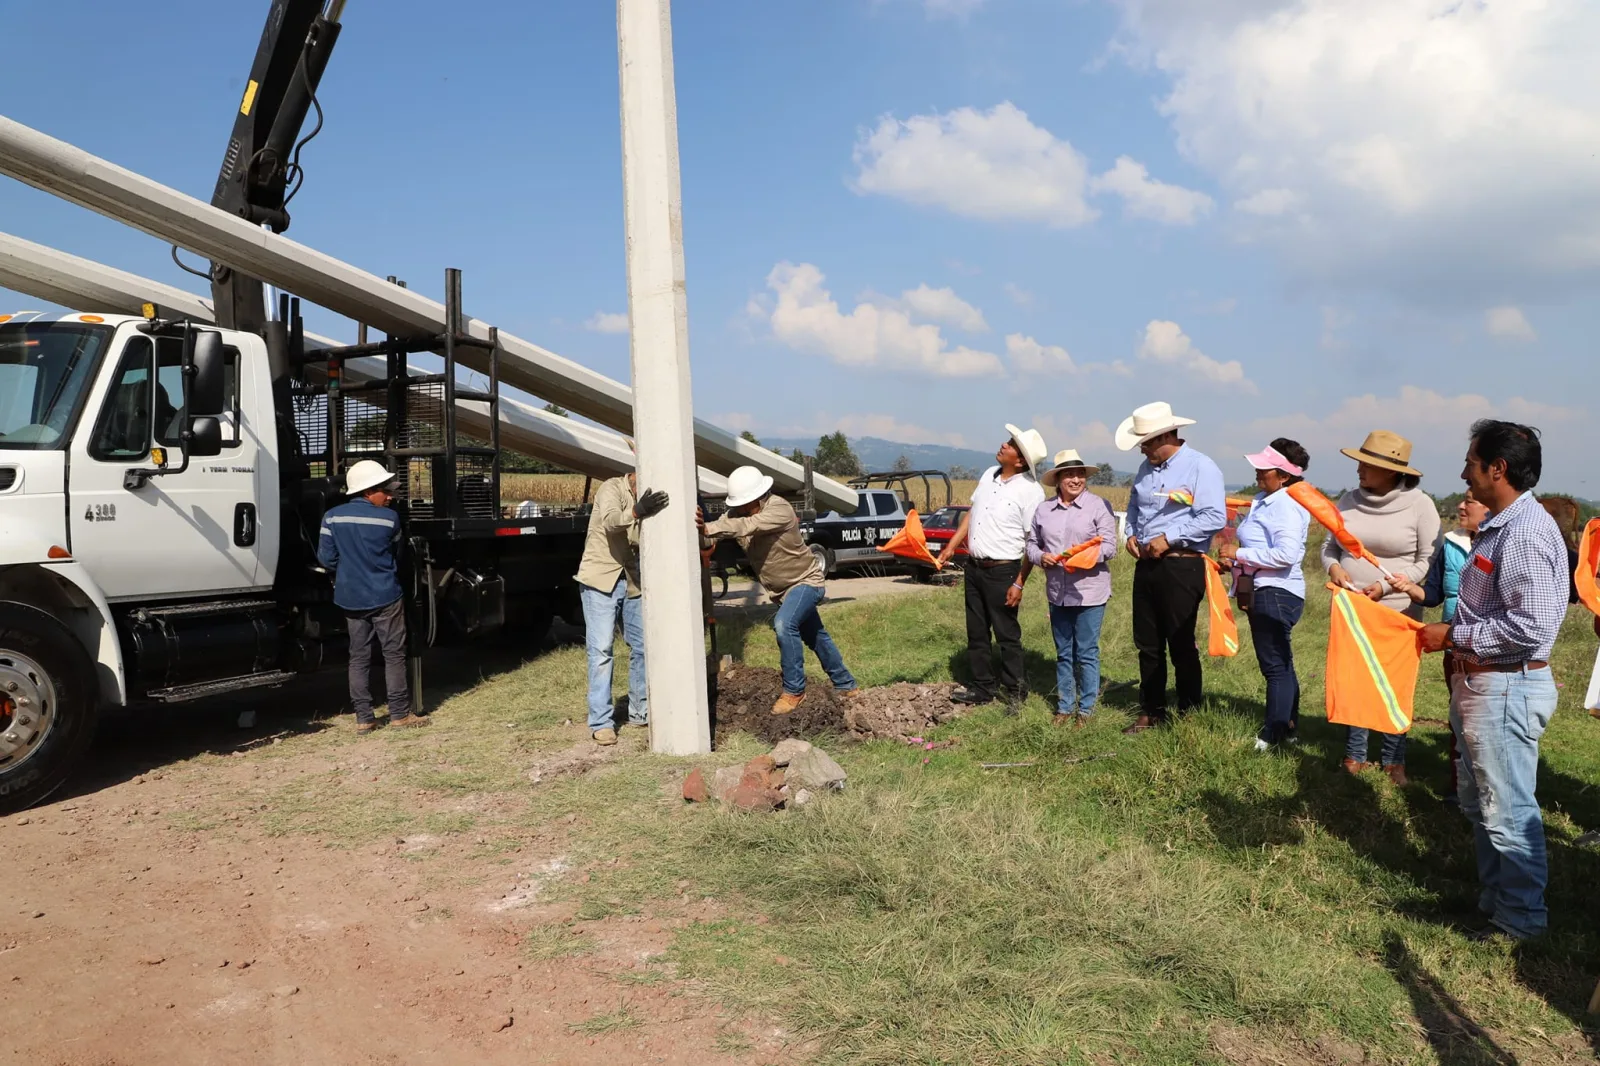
[712,666,960,745]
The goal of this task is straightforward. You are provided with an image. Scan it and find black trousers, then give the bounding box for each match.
[964,560,1024,698]
[1131,555,1206,718]
[346,597,411,723]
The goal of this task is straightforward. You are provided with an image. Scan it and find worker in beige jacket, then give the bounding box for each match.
[697,466,859,715]
[576,474,669,745]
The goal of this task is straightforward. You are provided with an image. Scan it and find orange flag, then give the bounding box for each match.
[1060,537,1104,572]
[1286,480,1385,572]
[1324,584,1424,733]
[878,509,941,569]
[1576,518,1600,616]
[1204,557,1239,657]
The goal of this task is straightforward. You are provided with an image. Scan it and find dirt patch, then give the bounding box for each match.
[712,666,959,745]
[526,738,618,785]
[1209,1023,1366,1066]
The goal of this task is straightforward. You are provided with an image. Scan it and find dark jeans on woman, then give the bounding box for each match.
[1131,555,1207,720]
[1346,726,1408,766]
[964,559,1024,700]
[1246,585,1303,743]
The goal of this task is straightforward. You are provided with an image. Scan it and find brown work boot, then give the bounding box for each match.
[390,714,431,729]
[1052,713,1073,727]
[1122,714,1160,735]
[1341,757,1368,775]
[355,720,379,735]
[838,688,863,703]
[1382,763,1409,787]
[771,692,805,716]
[591,727,618,746]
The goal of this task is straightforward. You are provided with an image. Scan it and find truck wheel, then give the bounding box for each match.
[0,603,99,813]
[809,544,833,578]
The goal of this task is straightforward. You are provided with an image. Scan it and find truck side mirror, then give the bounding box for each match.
[189,331,226,416]
[187,416,223,458]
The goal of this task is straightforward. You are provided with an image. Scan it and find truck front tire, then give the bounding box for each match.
[0,603,100,813]
[809,544,833,579]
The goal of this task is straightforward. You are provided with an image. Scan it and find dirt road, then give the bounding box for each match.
[0,678,789,1066]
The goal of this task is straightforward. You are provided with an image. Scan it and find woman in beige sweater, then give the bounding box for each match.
[1320,431,1441,785]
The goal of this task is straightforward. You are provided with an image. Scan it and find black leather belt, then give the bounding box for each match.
[968,557,1020,569]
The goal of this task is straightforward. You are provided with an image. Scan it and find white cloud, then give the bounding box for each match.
[584,311,629,334]
[852,102,1098,228]
[1006,334,1077,374]
[1090,156,1214,224]
[1030,414,1117,459]
[1109,0,1600,299]
[899,284,988,332]
[1003,282,1035,308]
[1136,319,1256,393]
[758,262,1004,378]
[1485,305,1537,342]
[751,412,970,449]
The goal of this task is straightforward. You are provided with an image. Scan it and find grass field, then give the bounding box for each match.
[231,530,1600,1063]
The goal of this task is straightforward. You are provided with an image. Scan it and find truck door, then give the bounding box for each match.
[868,491,903,547]
[68,332,266,601]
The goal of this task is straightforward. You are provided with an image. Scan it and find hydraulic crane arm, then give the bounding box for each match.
[210,0,345,333]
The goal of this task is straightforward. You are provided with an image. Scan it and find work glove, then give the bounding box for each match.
[634,488,670,520]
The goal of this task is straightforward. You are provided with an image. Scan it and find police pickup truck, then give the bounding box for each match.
[801,470,953,578]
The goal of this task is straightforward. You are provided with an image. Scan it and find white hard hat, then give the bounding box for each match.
[723,465,775,508]
[345,459,396,496]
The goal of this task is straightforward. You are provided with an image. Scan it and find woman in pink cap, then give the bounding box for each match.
[1217,439,1312,751]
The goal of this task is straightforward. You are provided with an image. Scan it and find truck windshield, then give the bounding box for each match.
[0,322,111,450]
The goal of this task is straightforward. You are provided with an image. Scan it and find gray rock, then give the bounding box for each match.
[710,765,743,802]
[792,788,815,807]
[769,739,813,767]
[786,747,847,791]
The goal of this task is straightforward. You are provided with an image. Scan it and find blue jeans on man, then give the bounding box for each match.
[1451,665,1556,940]
[1047,602,1106,716]
[1246,586,1302,743]
[772,583,856,696]
[580,577,646,732]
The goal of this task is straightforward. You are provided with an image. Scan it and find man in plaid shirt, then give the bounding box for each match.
[1422,420,1568,942]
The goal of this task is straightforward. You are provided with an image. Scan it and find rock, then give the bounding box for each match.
[769,739,812,767]
[786,747,847,791]
[792,788,815,807]
[745,754,777,777]
[710,766,743,803]
[727,784,784,812]
[137,955,165,966]
[272,985,300,998]
[492,1014,514,1033]
[681,768,708,803]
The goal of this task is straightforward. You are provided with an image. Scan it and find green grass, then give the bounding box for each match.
[210,530,1600,1063]
[550,533,1600,1064]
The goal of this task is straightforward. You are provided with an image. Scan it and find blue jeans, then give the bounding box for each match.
[1345,726,1408,766]
[1451,665,1556,939]
[1246,586,1302,742]
[1047,602,1106,714]
[772,583,856,696]
[580,578,646,731]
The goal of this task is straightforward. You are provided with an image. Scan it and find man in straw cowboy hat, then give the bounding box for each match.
[575,471,671,746]
[935,425,1048,709]
[318,460,430,734]
[1118,402,1227,733]
[697,467,859,715]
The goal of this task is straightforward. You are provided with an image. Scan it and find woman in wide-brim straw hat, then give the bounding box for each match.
[1023,450,1119,726]
[1321,429,1441,785]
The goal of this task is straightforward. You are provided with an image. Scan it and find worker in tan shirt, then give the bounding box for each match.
[697,466,858,714]
[576,473,668,745]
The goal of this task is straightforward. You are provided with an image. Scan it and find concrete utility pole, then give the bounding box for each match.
[617,0,711,755]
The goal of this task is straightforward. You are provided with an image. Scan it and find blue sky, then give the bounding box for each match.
[2,0,1595,494]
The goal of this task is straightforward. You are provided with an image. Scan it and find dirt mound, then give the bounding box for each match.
[712,666,959,744]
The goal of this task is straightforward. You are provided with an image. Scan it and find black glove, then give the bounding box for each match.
[633,488,669,520]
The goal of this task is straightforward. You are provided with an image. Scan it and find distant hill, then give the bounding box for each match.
[762,435,1133,481]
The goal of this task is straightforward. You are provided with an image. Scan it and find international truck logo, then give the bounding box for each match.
[83,503,117,523]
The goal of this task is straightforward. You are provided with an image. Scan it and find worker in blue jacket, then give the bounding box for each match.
[318,460,429,734]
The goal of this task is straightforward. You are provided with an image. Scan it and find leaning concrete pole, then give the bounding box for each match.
[617,0,711,755]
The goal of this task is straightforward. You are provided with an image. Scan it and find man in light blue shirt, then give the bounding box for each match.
[1116,402,1227,733]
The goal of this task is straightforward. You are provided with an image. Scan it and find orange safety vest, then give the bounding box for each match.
[1576,518,1600,617]
[1204,557,1239,657]
[1324,584,1424,733]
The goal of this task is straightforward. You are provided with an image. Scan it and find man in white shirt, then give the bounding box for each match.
[936,425,1047,709]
